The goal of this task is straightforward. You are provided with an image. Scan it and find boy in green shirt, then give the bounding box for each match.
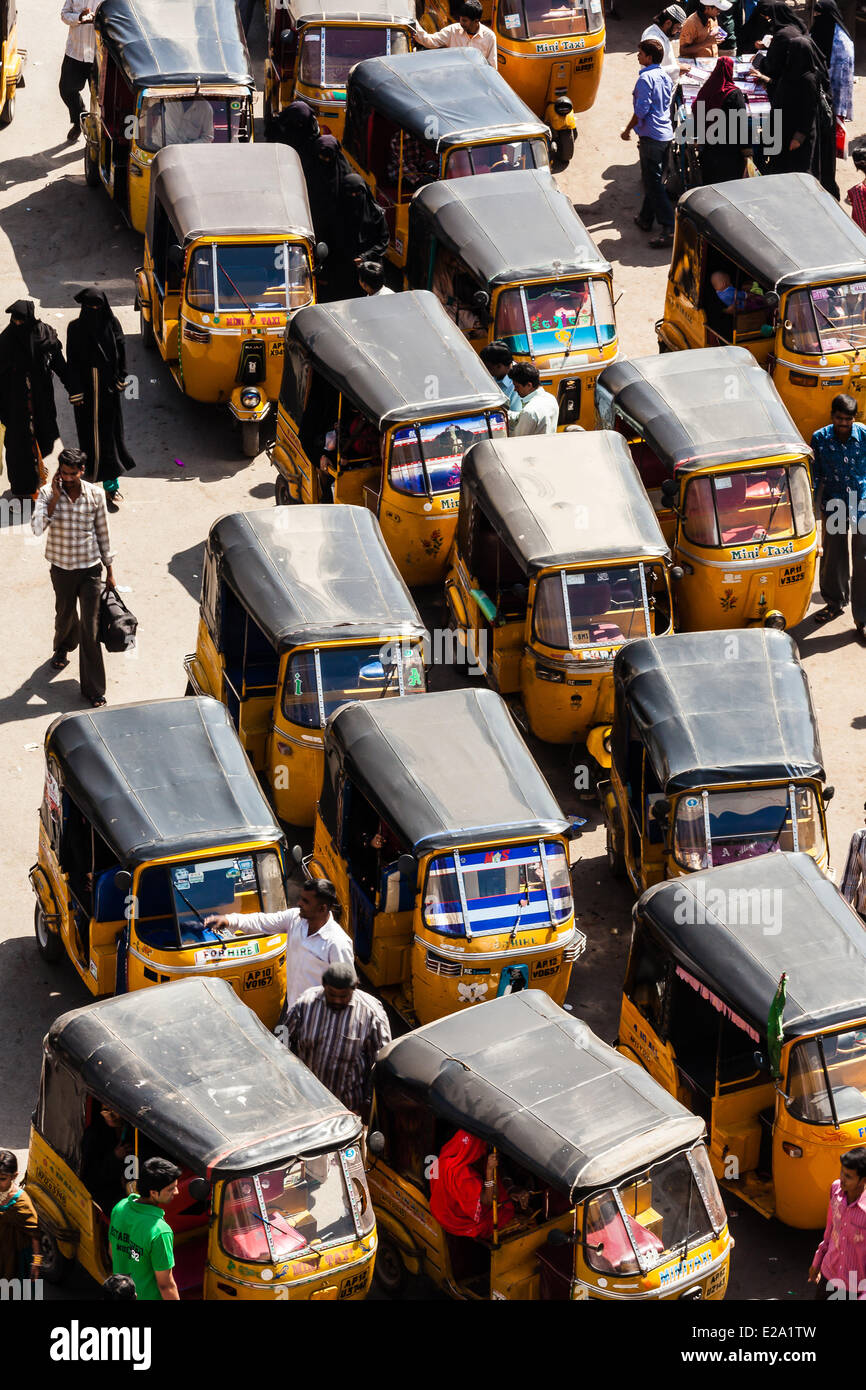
[109,1157,180,1301]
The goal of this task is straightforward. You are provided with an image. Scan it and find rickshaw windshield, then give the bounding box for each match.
[495,279,615,357]
[498,0,604,40]
[783,282,866,355]
[584,1147,724,1277]
[423,840,572,937]
[533,564,652,654]
[138,96,251,152]
[682,464,813,549]
[221,1152,365,1263]
[786,1028,866,1126]
[135,850,287,949]
[185,243,312,314]
[389,412,506,497]
[282,642,425,729]
[297,25,409,88]
[444,139,549,179]
[673,786,824,871]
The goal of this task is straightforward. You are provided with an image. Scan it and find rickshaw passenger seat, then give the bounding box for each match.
[93,870,126,922]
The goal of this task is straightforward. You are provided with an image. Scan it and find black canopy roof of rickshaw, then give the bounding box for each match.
[461,432,670,574]
[289,0,415,22]
[346,48,548,146]
[638,854,866,1040]
[95,0,253,89]
[411,170,611,288]
[677,173,866,292]
[46,978,361,1178]
[597,347,808,474]
[285,290,506,427]
[374,991,706,1195]
[207,506,425,652]
[325,688,568,853]
[147,144,314,246]
[613,629,824,793]
[44,697,284,868]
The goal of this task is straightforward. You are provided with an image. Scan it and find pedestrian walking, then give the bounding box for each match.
[66,288,135,511]
[59,0,99,142]
[480,340,520,412]
[280,961,391,1118]
[508,362,559,435]
[810,394,866,634]
[358,261,394,296]
[808,1148,866,1299]
[622,39,675,249]
[841,819,866,917]
[810,0,854,123]
[31,447,115,706]
[330,174,390,299]
[412,0,496,67]
[109,1157,180,1301]
[0,1149,40,1282]
[206,878,354,1012]
[0,300,69,502]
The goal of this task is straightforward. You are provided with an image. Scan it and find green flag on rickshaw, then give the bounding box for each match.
[767,971,788,1080]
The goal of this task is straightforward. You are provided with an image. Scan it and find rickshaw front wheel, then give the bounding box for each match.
[241,421,261,458]
[34,903,64,963]
[0,92,15,127]
[274,476,297,507]
[38,1230,72,1285]
[551,128,574,173]
[373,1235,408,1297]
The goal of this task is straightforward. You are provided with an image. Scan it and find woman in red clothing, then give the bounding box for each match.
[429,1130,517,1239]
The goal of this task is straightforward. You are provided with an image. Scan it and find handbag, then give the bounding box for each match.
[836,117,848,159]
[98,584,138,653]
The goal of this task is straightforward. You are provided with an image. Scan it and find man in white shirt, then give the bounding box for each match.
[509,361,559,435]
[60,0,101,142]
[641,5,688,83]
[413,0,497,68]
[163,99,215,145]
[206,878,354,1012]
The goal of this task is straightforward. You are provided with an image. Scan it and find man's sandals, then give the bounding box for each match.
[813,605,844,626]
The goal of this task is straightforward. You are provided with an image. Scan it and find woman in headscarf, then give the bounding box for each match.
[429,1130,516,1240]
[695,56,749,184]
[325,174,390,300]
[759,33,837,196]
[304,135,356,298]
[739,0,805,54]
[0,300,69,501]
[271,99,320,175]
[810,0,854,122]
[65,288,135,511]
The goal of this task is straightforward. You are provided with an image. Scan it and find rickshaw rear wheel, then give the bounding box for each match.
[139,306,155,350]
[373,1235,408,1296]
[241,421,260,458]
[84,142,101,188]
[34,903,64,963]
[605,826,627,880]
[38,1230,72,1285]
[0,92,15,127]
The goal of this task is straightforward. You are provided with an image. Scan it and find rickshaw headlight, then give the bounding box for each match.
[240,388,262,409]
[764,610,786,630]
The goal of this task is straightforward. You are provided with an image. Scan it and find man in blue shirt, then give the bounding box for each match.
[811,393,866,636]
[622,38,675,249]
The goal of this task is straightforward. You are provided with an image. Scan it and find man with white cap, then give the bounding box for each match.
[679,1,732,59]
[642,6,690,81]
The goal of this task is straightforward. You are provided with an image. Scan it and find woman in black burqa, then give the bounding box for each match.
[65,288,135,511]
[0,300,69,500]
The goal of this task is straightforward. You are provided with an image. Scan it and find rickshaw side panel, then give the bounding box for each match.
[26,1129,109,1285]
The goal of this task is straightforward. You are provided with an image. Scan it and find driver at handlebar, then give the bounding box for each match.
[430,1130,532,1240]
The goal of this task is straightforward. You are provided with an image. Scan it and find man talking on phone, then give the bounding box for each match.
[31,447,115,707]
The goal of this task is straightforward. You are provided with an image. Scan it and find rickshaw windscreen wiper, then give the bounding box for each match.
[216,255,255,319]
[171,880,208,930]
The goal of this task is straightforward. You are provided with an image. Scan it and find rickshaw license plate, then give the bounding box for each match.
[706,1266,727,1297]
[194,941,260,964]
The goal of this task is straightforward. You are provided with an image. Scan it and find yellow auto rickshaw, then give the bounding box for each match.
[26,976,377,1298]
[0,0,24,127]
[136,144,321,457]
[596,347,817,631]
[263,0,415,141]
[444,432,675,744]
[420,0,605,162]
[305,687,585,1025]
[271,290,508,585]
[29,697,291,1028]
[342,48,550,266]
[184,507,427,827]
[366,989,731,1299]
[407,169,617,427]
[622,852,866,1229]
[656,172,866,440]
[595,629,831,893]
[85,0,254,234]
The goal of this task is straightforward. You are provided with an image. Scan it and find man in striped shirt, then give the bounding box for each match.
[280,962,391,1119]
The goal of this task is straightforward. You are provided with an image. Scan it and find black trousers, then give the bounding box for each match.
[820,512,866,625]
[59,55,92,125]
[50,563,105,701]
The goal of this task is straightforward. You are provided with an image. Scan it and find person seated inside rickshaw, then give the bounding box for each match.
[163,99,215,146]
[82,1105,134,1219]
[429,1130,532,1243]
[386,132,438,195]
[710,270,768,315]
[318,408,380,500]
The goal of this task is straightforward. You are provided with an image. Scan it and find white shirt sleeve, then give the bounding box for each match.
[222,906,300,934]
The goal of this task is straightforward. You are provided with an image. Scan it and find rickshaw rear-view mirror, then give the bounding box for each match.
[397,853,416,879]
[188,1178,211,1202]
[822,785,835,803]
[547,1227,576,1247]
[473,289,490,311]
[670,565,684,581]
[292,844,304,865]
[315,241,329,268]
[367,1130,385,1157]
[660,478,678,503]
[764,291,780,310]
[114,869,132,892]
[651,798,671,825]
[753,1051,766,1072]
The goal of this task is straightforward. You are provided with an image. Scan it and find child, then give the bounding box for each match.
[846,140,866,233]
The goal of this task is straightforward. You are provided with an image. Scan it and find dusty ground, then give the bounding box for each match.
[0,0,862,1304]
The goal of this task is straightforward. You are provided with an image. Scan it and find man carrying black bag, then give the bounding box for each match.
[31,446,115,707]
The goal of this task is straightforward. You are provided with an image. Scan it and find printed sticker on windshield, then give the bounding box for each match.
[715,476,732,489]
[238,858,256,883]
[187,871,204,885]
[503,12,521,25]
[173,869,190,886]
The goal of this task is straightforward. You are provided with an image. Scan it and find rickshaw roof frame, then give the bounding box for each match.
[638,853,866,1042]
[325,687,569,853]
[374,990,707,1195]
[44,696,285,868]
[462,432,670,575]
[207,506,426,653]
[598,346,809,475]
[284,290,507,427]
[147,144,315,247]
[95,0,254,89]
[411,169,611,288]
[677,172,866,293]
[288,0,416,23]
[613,629,824,794]
[44,977,361,1179]
[346,47,548,148]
